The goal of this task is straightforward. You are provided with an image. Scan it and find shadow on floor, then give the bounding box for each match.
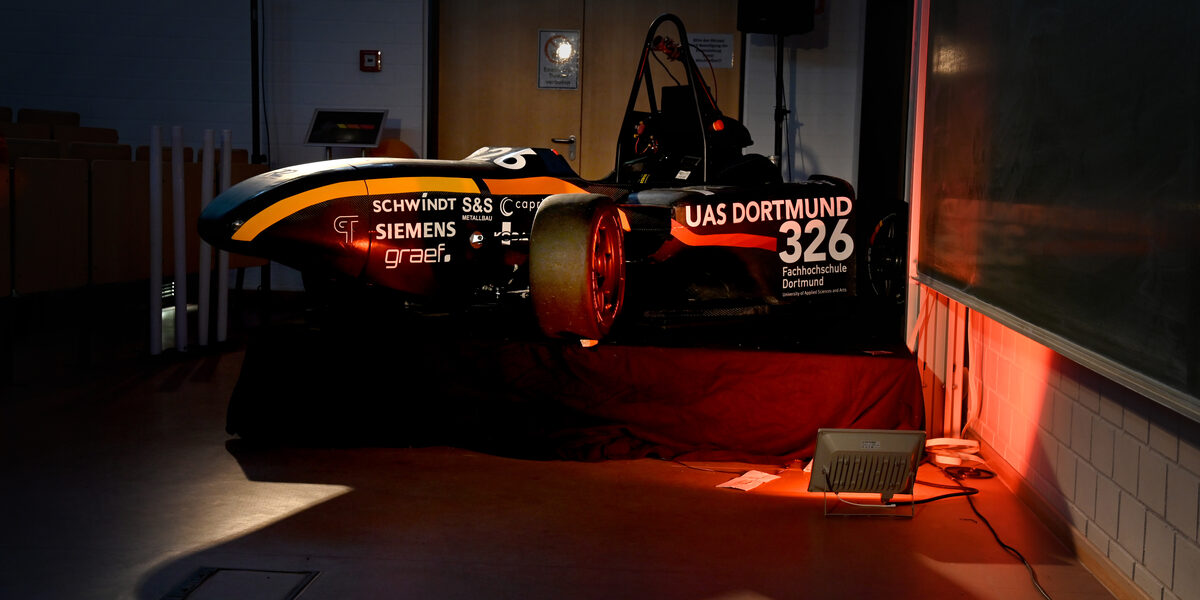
[134,442,1006,600]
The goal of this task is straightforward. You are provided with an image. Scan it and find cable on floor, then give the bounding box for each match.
[938,464,1054,600]
[663,457,799,476]
[833,462,1052,600]
[679,449,1054,600]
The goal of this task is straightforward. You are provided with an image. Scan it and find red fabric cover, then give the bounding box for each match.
[493,343,925,463]
[229,326,924,464]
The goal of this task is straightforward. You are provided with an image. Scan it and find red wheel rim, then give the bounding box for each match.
[590,211,624,329]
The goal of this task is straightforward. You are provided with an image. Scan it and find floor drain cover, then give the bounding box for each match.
[162,567,318,600]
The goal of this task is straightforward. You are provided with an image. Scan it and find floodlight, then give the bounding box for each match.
[807,428,926,517]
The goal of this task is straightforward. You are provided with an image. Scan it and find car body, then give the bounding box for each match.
[199,14,866,341]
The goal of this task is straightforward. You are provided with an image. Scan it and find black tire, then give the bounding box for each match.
[529,193,626,339]
[867,213,905,304]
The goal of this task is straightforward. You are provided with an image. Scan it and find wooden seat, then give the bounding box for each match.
[92,159,213,284]
[164,162,204,278]
[135,145,195,163]
[214,148,251,164]
[91,160,150,285]
[0,164,9,296]
[54,125,119,144]
[6,139,63,160]
[17,108,80,128]
[0,122,53,140]
[67,142,132,162]
[12,158,89,293]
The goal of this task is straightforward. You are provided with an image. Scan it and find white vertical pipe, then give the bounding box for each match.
[171,126,188,351]
[198,130,215,347]
[148,126,163,356]
[216,129,232,342]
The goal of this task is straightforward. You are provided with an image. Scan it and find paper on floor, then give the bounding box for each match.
[716,470,780,491]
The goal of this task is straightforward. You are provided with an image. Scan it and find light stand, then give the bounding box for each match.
[772,33,788,173]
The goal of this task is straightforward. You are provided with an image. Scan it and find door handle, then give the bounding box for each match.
[551,134,576,160]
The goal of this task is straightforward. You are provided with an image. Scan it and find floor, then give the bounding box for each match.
[0,289,1118,600]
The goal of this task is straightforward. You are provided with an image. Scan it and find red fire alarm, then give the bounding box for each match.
[360,50,382,72]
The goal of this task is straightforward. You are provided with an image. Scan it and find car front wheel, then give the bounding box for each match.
[529,193,625,340]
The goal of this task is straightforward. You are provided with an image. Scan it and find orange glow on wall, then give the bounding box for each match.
[969,310,1056,478]
[913,286,1062,480]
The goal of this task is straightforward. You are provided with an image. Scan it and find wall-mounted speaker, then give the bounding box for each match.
[737,0,816,36]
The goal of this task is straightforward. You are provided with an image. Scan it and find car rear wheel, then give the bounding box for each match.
[529,193,625,340]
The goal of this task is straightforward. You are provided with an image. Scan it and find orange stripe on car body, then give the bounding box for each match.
[233,180,368,241]
[367,176,480,196]
[669,219,776,252]
[482,177,586,195]
[232,177,479,242]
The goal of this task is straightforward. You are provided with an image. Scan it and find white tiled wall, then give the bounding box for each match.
[964,309,1200,600]
[262,0,426,167]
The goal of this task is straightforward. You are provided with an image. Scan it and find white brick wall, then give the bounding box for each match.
[965,310,1200,600]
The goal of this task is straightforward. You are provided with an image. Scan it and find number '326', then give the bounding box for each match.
[778,219,853,263]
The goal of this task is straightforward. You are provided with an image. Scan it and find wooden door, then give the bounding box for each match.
[437,1,584,170]
[437,0,741,180]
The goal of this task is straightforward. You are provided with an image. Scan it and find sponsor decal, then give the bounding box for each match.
[495,221,527,245]
[374,221,457,240]
[383,244,450,268]
[333,215,359,244]
[461,196,493,214]
[371,192,493,221]
[499,196,543,217]
[372,195,457,212]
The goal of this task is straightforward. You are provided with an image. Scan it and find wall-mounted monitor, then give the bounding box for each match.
[304,108,388,148]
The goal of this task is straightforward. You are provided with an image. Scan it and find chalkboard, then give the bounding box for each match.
[916,0,1199,418]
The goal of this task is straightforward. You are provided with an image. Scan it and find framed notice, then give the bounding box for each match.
[689,33,734,69]
[538,30,580,89]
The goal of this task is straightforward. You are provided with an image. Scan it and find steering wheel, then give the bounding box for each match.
[632,116,660,157]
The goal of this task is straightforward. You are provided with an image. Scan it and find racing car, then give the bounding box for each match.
[200,14,878,342]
